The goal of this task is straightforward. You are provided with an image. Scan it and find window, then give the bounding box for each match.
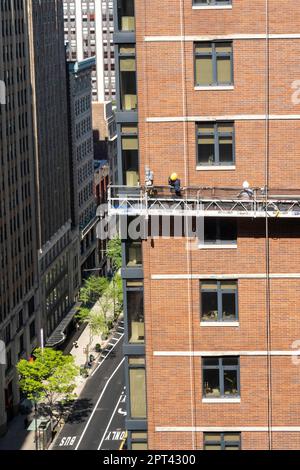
[18,334,25,360]
[197,123,234,166]
[5,350,12,374]
[195,42,233,86]
[18,310,24,330]
[19,334,24,353]
[119,46,137,111]
[203,357,240,398]
[129,357,147,419]
[131,432,148,450]
[121,125,139,186]
[127,280,144,343]
[28,295,35,316]
[29,320,36,341]
[204,218,237,246]
[194,0,232,5]
[117,0,135,32]
[201,280,238,322]
[126,240,142,267]
[4,324,11,345]
[204,432,241,450]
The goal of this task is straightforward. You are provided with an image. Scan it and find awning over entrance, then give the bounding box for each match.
[45,302,81,348]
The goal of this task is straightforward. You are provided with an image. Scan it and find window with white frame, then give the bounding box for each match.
[197,122,234,166]
[204,432,241,450]
[195,42,233,86]
[193,0,232,6]
[201,280,238,322]
[203,357,240,398]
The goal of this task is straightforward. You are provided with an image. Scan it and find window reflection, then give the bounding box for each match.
[118,0,135,31]
[120,46,137,111]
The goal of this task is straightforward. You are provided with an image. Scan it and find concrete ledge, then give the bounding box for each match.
[192,5,232,10]
[194,85,234,91]
[200,322,239,327]
[199,244,237,249]
[202,398,241,404]
[196,165,236,171]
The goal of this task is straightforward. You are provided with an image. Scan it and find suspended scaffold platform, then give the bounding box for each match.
[108,185,300,218]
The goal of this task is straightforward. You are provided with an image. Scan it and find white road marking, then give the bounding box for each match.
[75,358,125,450]
[105,430,126,442]
[108,342,115,346]
[92,332,124,376]
[59,436,77,447]
[97,393,125,450]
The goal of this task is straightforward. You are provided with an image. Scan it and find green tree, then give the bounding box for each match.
[75,306,91,323]
[79,275,109,305]
[76,305,110,364]
[76,307,109,338]
[107,273,123,322]
[17,348,79,424]
[107,236,122,271]
[89,311,109,339]
[75,243,124,360]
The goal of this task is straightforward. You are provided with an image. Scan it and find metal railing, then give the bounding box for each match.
[108,185,300,218]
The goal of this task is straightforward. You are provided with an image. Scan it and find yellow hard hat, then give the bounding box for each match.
[170,173,178,181]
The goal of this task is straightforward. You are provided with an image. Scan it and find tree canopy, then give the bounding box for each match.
[17,348,79,407]
[107,236,122,271]
[79,275,109,305]
[75,238,123,348]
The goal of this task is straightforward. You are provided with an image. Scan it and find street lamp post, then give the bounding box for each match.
[112,270,116,322]
[34,398,38,451]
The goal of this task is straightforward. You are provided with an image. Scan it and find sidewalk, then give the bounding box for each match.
[0,414,36,451]
[66,322,104,397]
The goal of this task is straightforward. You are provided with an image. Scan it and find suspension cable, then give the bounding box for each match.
[179,0,197,450]
[264,0,273,450]
[143,0,156,449]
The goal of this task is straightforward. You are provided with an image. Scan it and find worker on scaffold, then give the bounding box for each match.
[238,181,254,199]
[145,167,157,197]
[168,173,182,197]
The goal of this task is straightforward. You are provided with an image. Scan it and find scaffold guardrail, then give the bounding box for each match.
[108,185,300,218]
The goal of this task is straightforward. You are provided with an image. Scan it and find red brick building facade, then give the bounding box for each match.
[113,0,300,450]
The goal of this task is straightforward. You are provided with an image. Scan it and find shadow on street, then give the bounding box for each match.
[66,398,94,424]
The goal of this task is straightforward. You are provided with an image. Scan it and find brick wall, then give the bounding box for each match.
[134,0,300,450]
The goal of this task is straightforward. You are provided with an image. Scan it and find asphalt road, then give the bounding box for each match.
[52,321,126,451]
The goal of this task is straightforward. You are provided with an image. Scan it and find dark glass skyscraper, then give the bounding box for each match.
[28,0,80,347]
[0,0,39,434]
